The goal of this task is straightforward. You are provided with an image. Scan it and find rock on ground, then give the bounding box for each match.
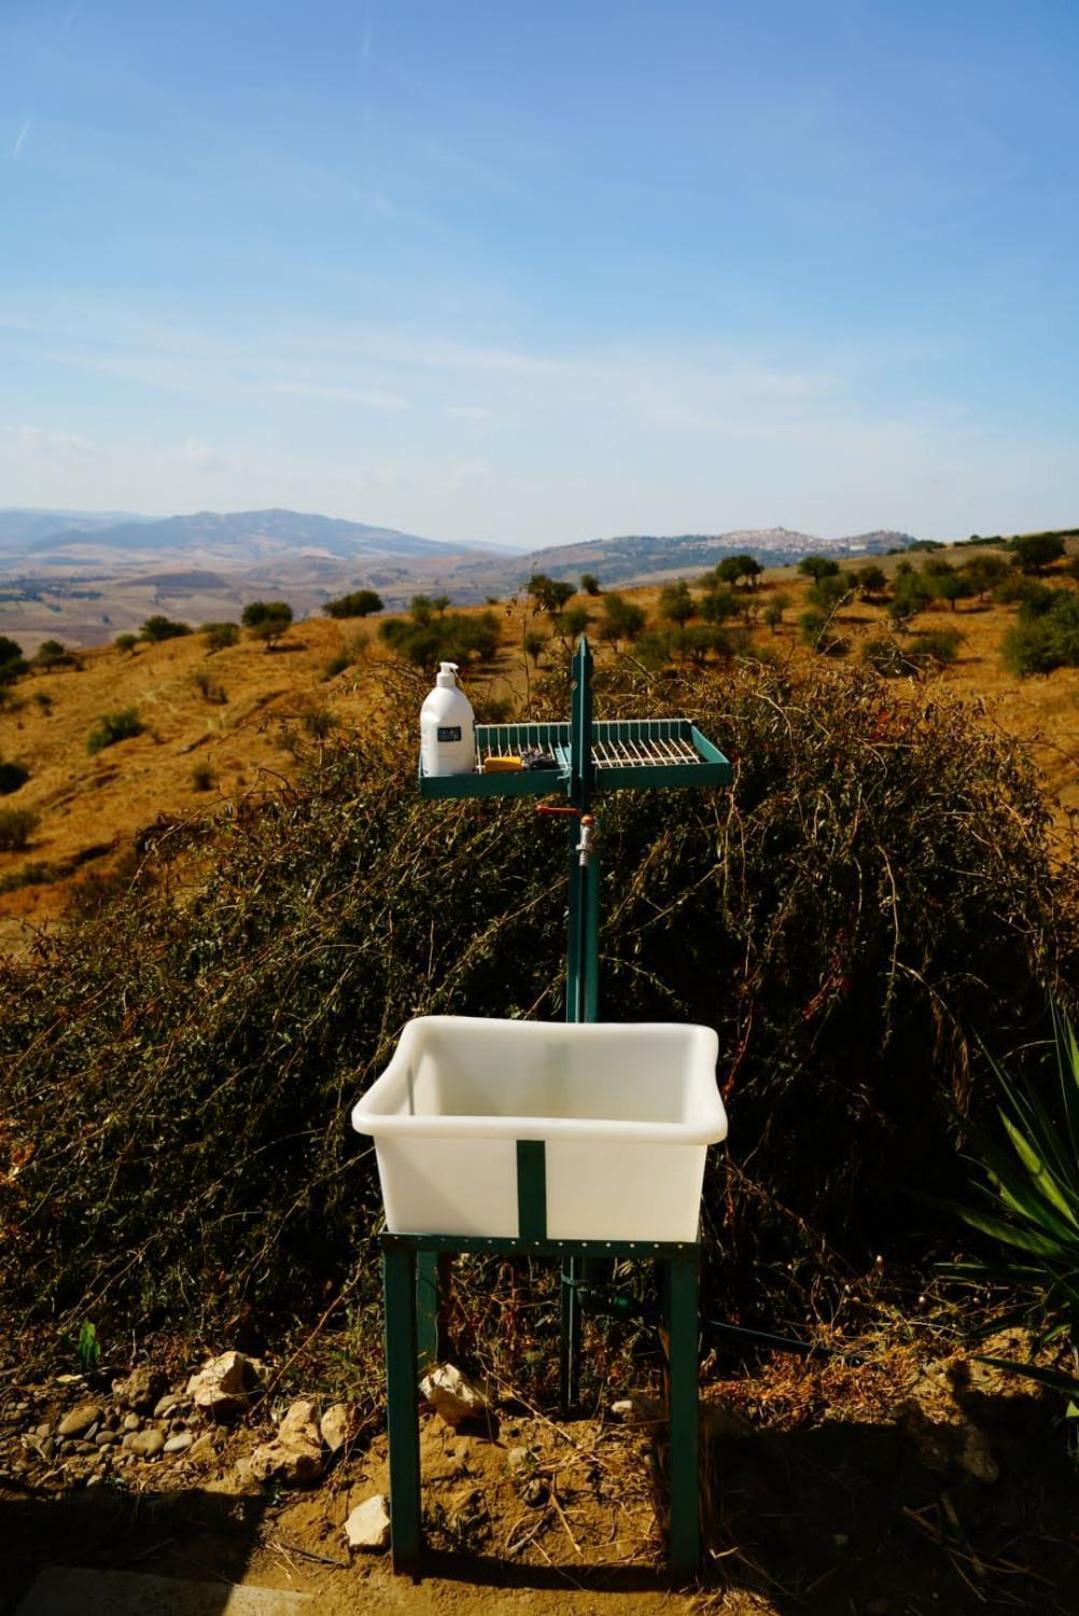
[319,1402,357,1453]
[419,1363,488,1428]
[112,1366,166,1413]
[56,1402,102,1439]
[249,1399,325,1488]
[344,1494,391,1551]
[186,1351,262,1422]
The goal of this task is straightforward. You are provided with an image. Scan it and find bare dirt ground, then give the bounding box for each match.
[1,1332,1076,1615]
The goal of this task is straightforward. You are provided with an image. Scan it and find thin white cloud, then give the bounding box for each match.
[7,423,93,458]
[11,118,31,161]
[444,405,491,420]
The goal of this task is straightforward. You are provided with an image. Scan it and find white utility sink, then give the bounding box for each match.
[351,1016,728,1242]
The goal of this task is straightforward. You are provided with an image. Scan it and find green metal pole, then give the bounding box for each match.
[565,635,594,1025]
[383,1242,422,1577]
[416,1251,441,1370]
[561,637,597,1411]
[667,1251,701,1579]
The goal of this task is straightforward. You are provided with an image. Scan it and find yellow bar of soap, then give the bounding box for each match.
[483,755,523,773]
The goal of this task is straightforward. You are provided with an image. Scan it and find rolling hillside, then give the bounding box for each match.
[1,534,1075,952]
[0,507,923,648]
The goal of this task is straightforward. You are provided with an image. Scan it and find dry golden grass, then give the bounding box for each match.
[0,550,1075,950]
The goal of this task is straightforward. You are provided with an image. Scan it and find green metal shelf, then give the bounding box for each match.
[418,716,731,798]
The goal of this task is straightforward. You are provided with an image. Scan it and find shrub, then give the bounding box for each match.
[523,630,546,666]
[887,570,933,627]
[658,580,695,629]
[32,692,52,716]
[599,594,646,646]
[191,763,215,793]
[907,628,964,668]
[714,554,761,588]
[324,590,383,619]
[556,605,591,640]
[0,859,73,895]
[201,622,240,653]
[0,808,38,852]
[760,592,789,633]
[474,694,514,724]
[191,669,227,704]
[0,758,30,796]
[379,611,498,671]
[0,636,26,684]
[863,630,962,677]
[34,639,77,671]
[301,705,339,740]
[852,565,887,599]
[699,587,739,625]
[678,624,728,665]
[948,1006,1079,1415]
[798,608,847,655]
[632,630,675,671]
[798,556,840,581]
[114,633,139,655]
[1002,589,1079,677]
[242,601,293,648]
[87,708,143,755]
[964,554,1011,600]
[0,660,1073,1345]
[808,574,850,612]
[322,653,351,681]
[1009,533,1067,574]
[929,570,975,611]
[580,573,601,596]
[140,616,191,643]
[863,636,920,677]
[527,574,575,616]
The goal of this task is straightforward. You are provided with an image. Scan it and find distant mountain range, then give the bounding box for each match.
[0,507,921,646]
[0,508,146,549]
[0,507,493,564]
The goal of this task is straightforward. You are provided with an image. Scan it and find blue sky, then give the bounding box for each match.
[2,0,1077,547]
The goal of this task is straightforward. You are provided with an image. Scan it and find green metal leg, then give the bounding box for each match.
[383,1243,422,1578]
[667,1252,701,1580]
[416,1251,440,1369]
[559,1257,581,1416]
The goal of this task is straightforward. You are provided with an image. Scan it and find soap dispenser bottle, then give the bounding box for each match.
[420,662,476,777]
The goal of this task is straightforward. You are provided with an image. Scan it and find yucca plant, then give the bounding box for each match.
[952,1005,1079,1416]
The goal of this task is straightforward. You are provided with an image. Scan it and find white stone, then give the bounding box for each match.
[319,1402,356,1453]
[249,1436,322,1488]
[344,1494,391,1552]
[419,1363,487,1428]
[610,1392,665,1425]
[278,1400,320,1448]
[185,1351,261,1421]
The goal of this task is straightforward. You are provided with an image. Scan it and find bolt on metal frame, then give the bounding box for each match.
[383,636,731,1579]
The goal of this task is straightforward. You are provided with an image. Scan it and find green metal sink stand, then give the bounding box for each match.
[382,635,731,1580]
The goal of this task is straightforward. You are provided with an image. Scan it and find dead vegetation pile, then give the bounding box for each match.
[0,658,1075,1365]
